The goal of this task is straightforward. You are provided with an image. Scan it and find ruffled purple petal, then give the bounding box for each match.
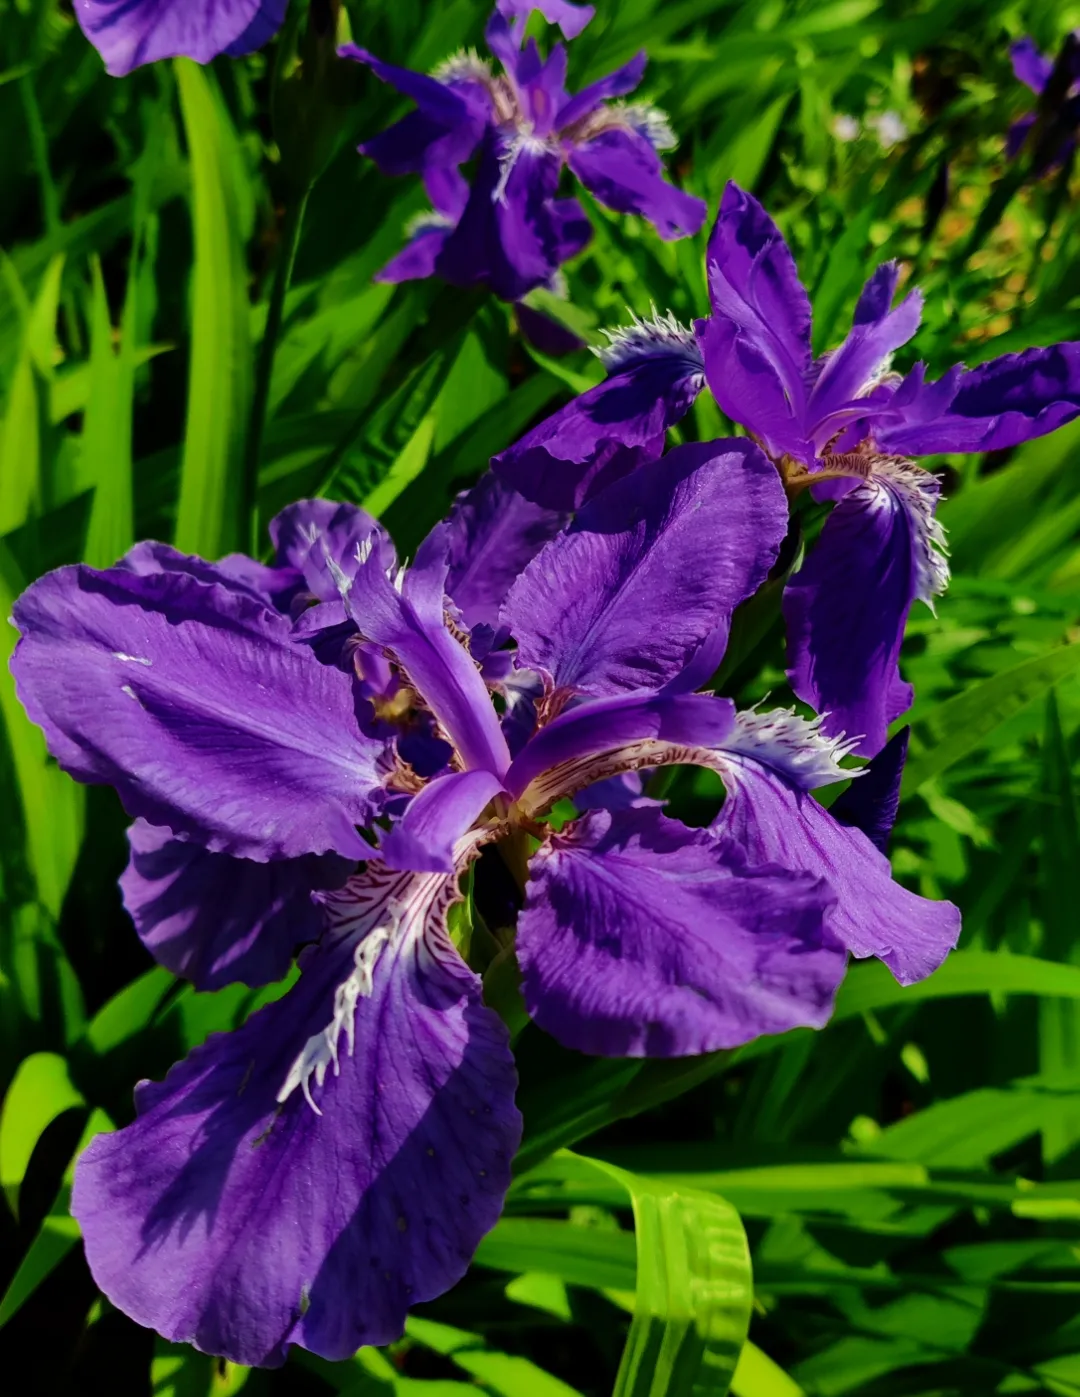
[380,770,506,874]
[346,45,490,175]
[568,128,706,240]
[74,0,287,75]
[714,755,960,984]
[73,863,520,1365]
[873,343,1080,456]
[11,566,388,861]
[697,182,812,457]
[1011,37,1053,94]
[507,690,737,815]
[497,0,595,38]
[492,319,705,510]
[784,459,947,757]
[518,807,843,1056]
[442,472,568,631]
[343,528,512,777]
[556,52,647,130]
[121,820,352,991]
[806,263,922,444]
[829,726,908,854]
[502,439,788,698]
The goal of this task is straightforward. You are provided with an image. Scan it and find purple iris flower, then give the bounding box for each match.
[74,0,289,76]
[344,1,706,303]
[495,181,1080,756]
[1007,32,1080,167]
[10,443,958,1365]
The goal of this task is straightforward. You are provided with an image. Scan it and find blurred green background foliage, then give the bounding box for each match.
[2,0,1080,1392]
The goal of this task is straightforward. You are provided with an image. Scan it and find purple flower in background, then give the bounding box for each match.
[74,0,289,76]
[497,181,1080,756]
[345,2,706,303]
[11,443,957,1363]
[1007,32,1080,167]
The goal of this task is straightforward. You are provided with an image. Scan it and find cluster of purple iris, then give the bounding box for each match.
[18,0,1080,1372]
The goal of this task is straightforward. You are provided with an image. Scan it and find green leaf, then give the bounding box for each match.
[173,59,252,557]
[496,1152,753,1397]
[79,256,135,568]
[0,540,86,919]
[0,1051,84,1218]
[901,641,1080,794]
[0,1106,112,1329]
[0,253,62,534]
[833,950,1080,1020]
[731,1342,806,1397]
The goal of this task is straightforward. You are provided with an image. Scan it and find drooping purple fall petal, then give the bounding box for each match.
[493,316,705,509]
[714,749,960,984]
[873,344,1080,456]
[517,806,844,1056]
[72,863,520,1366]
[345,45,491,176]
[567,128,707,240]
[784,459,947,757]
[74,0,288,75]
[11,566,387,861]
[121,821,353,991]
[503,439,788,698]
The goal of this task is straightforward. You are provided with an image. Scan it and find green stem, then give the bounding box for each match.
[242,185,311,557]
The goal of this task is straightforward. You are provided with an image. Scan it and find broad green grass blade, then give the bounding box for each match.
[501,1152,753,1397]
[0,539,85,919]
[0,254,62,534]
[731,1342,805,1397]
[834,950,1080,1019]
[173,59,252,557]
[1037,691,1080,1162]
[80,256,135,568]
[0,1051,83,1217]
[901,640,1080,794]
[0,1106,111,1329]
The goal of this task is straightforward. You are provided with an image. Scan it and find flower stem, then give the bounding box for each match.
[242,186,311,557]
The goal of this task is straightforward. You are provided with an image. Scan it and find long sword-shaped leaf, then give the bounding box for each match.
[174,60,252,557]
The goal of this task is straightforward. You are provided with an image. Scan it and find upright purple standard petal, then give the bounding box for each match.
[696,183,812,459]
[715,757,959,985]
[517,807,843,1057]
[873,344,1080,456]
[11,566,387,861]
[1011,37,1053,94]
[805,263,922,443]
[270,499,395,604]
[343,529,512,777]
[74,0,287,75]
[121,821,353,991]
[73,863,520,1366]
[442,473,568,631]
[493,315,705,510]
[497,0,595,38]
[503,439,788,699]
[556,52,647,129]
[784,459,948,757]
